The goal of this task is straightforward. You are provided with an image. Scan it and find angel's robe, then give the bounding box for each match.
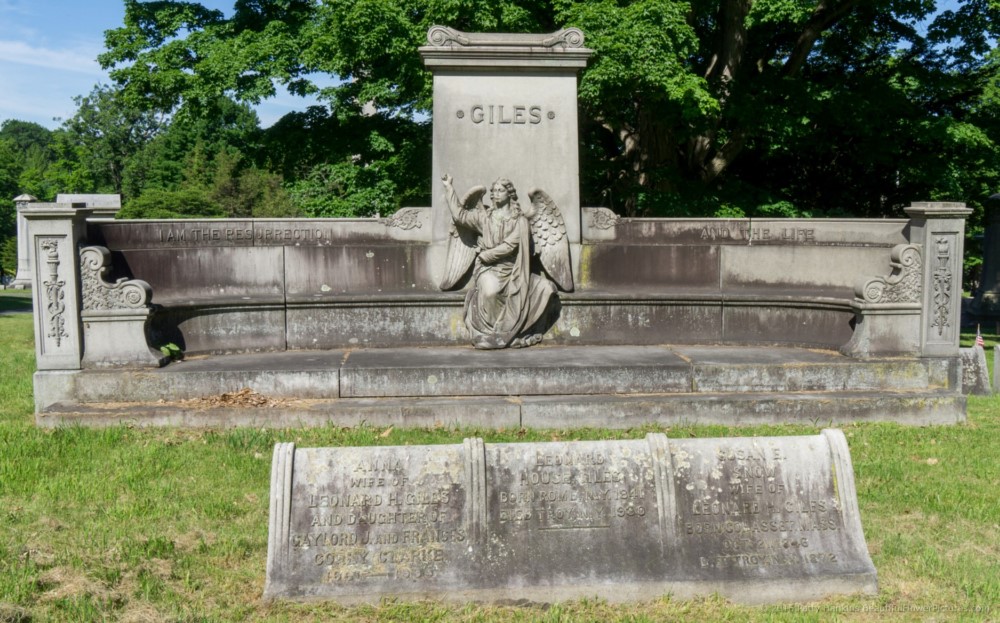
[454,204,555,348]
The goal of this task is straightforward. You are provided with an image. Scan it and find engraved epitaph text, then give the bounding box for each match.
[266,431,876,604]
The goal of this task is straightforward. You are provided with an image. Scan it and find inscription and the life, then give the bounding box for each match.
[699,227,816,242]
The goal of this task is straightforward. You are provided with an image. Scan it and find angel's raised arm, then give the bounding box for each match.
[441,174,464,222]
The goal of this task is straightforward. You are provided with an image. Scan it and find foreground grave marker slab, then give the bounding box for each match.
[265,430,876,604]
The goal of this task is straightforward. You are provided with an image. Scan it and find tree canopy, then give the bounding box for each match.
[90,0,1000,220]
[0,1,997,254]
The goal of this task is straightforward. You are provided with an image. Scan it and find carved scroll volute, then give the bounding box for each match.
[427,26,470,47]
[541,28,585,48]
[80,246,153,311]
[856,244,922,304]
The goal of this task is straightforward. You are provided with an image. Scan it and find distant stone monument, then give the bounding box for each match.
[10,194,121,290]
[972,193,1000,316]
[10,194,37,289]
[960,346,991,395]
[265,430,876,603]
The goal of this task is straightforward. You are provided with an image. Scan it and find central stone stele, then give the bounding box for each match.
[421,27,592,348]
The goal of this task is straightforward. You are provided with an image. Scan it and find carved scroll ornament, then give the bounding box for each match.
[855,244,922,304]
[80,246,153,311]
[589,208,621,230]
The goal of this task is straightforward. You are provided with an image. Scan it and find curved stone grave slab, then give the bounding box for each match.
[264,430,876,604]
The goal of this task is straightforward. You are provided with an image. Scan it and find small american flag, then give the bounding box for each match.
[976,325,985,348]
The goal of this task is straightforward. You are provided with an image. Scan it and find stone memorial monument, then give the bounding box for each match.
[264,430,876,604]
[25,25,971,428]
[971,193,1000,316]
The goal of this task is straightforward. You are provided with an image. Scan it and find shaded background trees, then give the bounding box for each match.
[1,0,999,282]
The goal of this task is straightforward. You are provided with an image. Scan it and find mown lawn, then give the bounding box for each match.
[0,311,996,622]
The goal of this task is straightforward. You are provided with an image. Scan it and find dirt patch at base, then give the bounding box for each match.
[178,388,288,408]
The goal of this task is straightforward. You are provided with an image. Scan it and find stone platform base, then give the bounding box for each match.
[35,345,965,428]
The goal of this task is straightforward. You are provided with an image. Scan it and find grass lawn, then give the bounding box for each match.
[0,311,997,622]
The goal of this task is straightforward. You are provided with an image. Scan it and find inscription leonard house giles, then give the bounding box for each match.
[265,430,877,604]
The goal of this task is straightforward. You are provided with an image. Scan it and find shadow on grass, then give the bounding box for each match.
[0,290,32,313]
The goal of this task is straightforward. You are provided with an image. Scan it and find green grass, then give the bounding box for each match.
[1,312,997,622]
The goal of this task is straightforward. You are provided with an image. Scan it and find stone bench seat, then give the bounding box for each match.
[143,286,859,355]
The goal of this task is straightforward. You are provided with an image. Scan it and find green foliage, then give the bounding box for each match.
[0,237,17,283]
[117,188,225,219]
[60,85,165,195]
[209,150,301,218]
[0,0,997,249]
[0,139,21,203]
[158,342,183,360]
[286,159,396,218]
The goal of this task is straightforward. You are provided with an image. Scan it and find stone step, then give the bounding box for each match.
[37,389,965,429]
[45,345,955,404]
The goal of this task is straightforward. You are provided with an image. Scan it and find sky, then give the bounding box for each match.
[0,0,322,129]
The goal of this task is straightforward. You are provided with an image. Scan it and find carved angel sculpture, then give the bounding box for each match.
[440,174,572,349]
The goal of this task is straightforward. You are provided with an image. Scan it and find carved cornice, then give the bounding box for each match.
[80,246,153,311]
[420,26,592,71]
[856,244,922,304]
[425,26,585,49]
[426,26,471,47]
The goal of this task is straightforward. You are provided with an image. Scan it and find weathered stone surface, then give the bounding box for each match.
[56,193,121,209]
[581,215,907,247]
[22,203,91,370]
[994,347,1000,393]
[33,345,965,427]
[264,430,876,603]
[339,345,690,397]
[71,210,965,355]
[960,346,991,395]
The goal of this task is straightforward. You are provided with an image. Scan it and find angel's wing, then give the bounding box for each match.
[439,185,487,290]
[527,188,573,292]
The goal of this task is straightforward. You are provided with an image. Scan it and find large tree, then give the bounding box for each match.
[99,0,1000,217]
